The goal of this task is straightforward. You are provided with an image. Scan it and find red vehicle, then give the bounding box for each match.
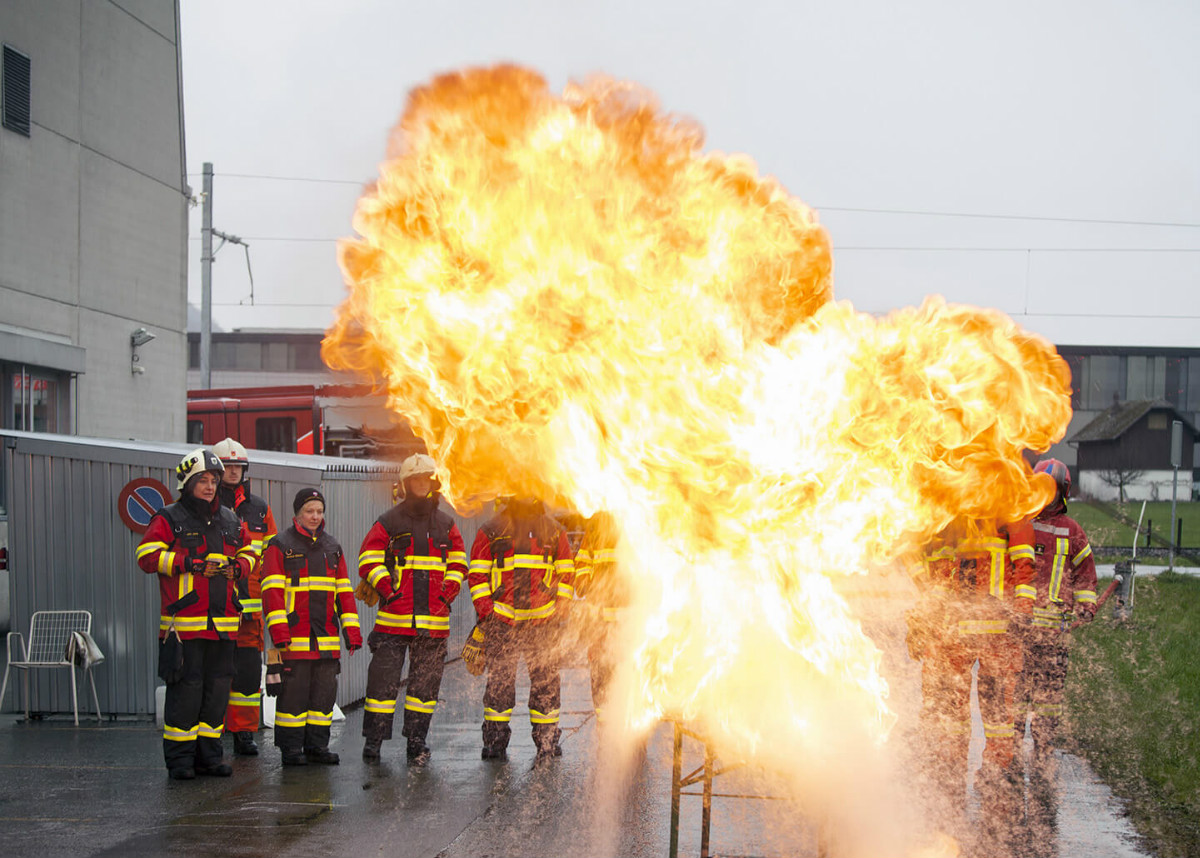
[187,385,422,458]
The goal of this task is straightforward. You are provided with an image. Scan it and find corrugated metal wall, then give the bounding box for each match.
[0,431,485,718]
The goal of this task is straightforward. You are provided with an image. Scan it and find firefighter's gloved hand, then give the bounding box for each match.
[184,556,208,575]
[203,553,231,577]
[1077,605,1096,623]
[343,626,363,653]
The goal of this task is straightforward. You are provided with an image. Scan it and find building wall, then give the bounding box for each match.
[0,0,188,442]
[1079,469,1194,504]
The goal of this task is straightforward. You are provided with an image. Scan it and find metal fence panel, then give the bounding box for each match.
[0,430,495,718]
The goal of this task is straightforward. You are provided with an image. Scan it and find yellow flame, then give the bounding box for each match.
[325,65,1070,767]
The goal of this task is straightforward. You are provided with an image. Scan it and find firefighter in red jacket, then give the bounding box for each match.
[907,517,1036,845]
[358,454,468,765]
[573,511,627,721]
[469,497,575,761]
[1022,458,1098,851]
[136,448,258,780]
[261,488,362,765]
[213,438,277,757]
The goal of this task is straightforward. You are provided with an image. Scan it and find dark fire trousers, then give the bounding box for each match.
[162,637,236,772]
[362,632,448,743]
[273,659,339,753]
[482,620,561,751]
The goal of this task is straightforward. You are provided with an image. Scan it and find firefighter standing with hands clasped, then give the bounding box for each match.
[136,449,259,780]
[357,454,468,765]
[468,496,575,762]
[212,438,277,757]
[1021,458,1098,853]
[261,488,362,765]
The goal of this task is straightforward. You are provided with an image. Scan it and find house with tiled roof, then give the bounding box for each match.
[1069,400,1199,502]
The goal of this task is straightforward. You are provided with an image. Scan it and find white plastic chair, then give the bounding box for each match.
[1,610,103,725]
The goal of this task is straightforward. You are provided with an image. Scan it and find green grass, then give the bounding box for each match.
[1064,571,1200,857]
[1070,500,1200,553]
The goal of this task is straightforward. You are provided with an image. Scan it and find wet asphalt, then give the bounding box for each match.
[0,657,1153,858]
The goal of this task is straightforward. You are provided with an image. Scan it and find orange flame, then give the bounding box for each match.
[325,65,1070,768]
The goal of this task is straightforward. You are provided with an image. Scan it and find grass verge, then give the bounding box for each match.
[1064,571,1200,857]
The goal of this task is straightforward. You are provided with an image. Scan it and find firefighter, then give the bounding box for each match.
[136,448,258,780]
[358,454,468,765]
[468,496,575,762]
[1021,458,1098,854]
[906,517,1036,847]
[212,438,277,757]
[572,511,627,721]
[261,488,362,765]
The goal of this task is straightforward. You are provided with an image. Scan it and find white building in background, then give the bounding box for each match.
[0,1,188,442]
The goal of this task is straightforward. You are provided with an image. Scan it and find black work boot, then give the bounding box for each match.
[362,739,382,763]
[233,731,259,756]
[195,762,233,777]
[305,747,340,765]
[407,740,431,766]
[168,767,196,780]
[481,744,507,761]
[281,748,308,766]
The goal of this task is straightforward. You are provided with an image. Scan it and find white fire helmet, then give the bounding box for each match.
[212,437,250,470]
[175,448,225,493]
[400,453,438,483]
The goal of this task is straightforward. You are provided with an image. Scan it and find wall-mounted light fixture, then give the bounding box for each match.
[131,327,156,375]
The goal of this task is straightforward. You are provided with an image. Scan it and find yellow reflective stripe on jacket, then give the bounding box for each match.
[300,575,338,591]
[162,615,209,632]
[469,581,492,599]
[285,635,341,652]
[261,574,286,590]
[1015,584,1036,600]
[1072,544,1093,566]
[592,548,617,563]
[445,569,465,586]
[1075,589,1097,604]
[212,616,239,633]
[1049,537,1069,603]
[138,540,168,559]
[239,599,263,614]
[157,551,177,576]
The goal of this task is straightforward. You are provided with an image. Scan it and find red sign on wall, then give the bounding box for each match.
[117,478,173,534]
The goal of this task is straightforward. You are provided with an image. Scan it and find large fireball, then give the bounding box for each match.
[324,64,1070,778]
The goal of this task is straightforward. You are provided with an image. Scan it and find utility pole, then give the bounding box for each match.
[1169,419,1182,570]
[200,162,214,390]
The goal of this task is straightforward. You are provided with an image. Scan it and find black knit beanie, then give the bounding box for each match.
[293,487,325,515]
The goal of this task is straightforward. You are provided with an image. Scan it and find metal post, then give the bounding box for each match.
[200,162,214,390]
[1169,420,1182,570]
[669,722,682,858]
[700,741,714,858]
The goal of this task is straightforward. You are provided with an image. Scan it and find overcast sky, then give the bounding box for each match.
[180,0,1200,347]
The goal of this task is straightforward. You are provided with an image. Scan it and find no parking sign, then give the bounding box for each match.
[117,478,173,534]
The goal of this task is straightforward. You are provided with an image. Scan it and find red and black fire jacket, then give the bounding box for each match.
[218,482,277,649]
[262,523,362,660]
[136,496,257,641]
[912,520,1037,637]
[357,499,467,637]
[468,508,574,626]
[574,530,628,624]
[1031,503,1098,632]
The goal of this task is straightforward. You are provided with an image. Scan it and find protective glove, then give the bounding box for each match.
[343,626,363,653]
[265,648,285,697]
[203,553,232,578]
[183,556,207,575]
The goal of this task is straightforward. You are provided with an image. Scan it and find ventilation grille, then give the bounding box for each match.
[3,44,31,137]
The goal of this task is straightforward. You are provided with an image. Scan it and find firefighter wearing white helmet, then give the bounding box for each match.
[212,438,277,757]
[357,453,467,764]
[136,448,259,780]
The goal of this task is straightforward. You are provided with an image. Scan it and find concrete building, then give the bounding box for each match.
[0,1,188,443]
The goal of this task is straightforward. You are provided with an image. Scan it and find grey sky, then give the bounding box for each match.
[180,0,1200,346]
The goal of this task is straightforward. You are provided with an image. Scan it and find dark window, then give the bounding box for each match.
[188,339,199,370]
[290,341,323,370]
[1063,354,1085,410]
[2,44,31,137]
[256,417,296,452]
[187,420,205,445]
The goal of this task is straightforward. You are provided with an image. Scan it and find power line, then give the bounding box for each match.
[183,172,1200,228]
[185,236,1200,252]
[186,171,363,186]
[818,206,1200,230]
